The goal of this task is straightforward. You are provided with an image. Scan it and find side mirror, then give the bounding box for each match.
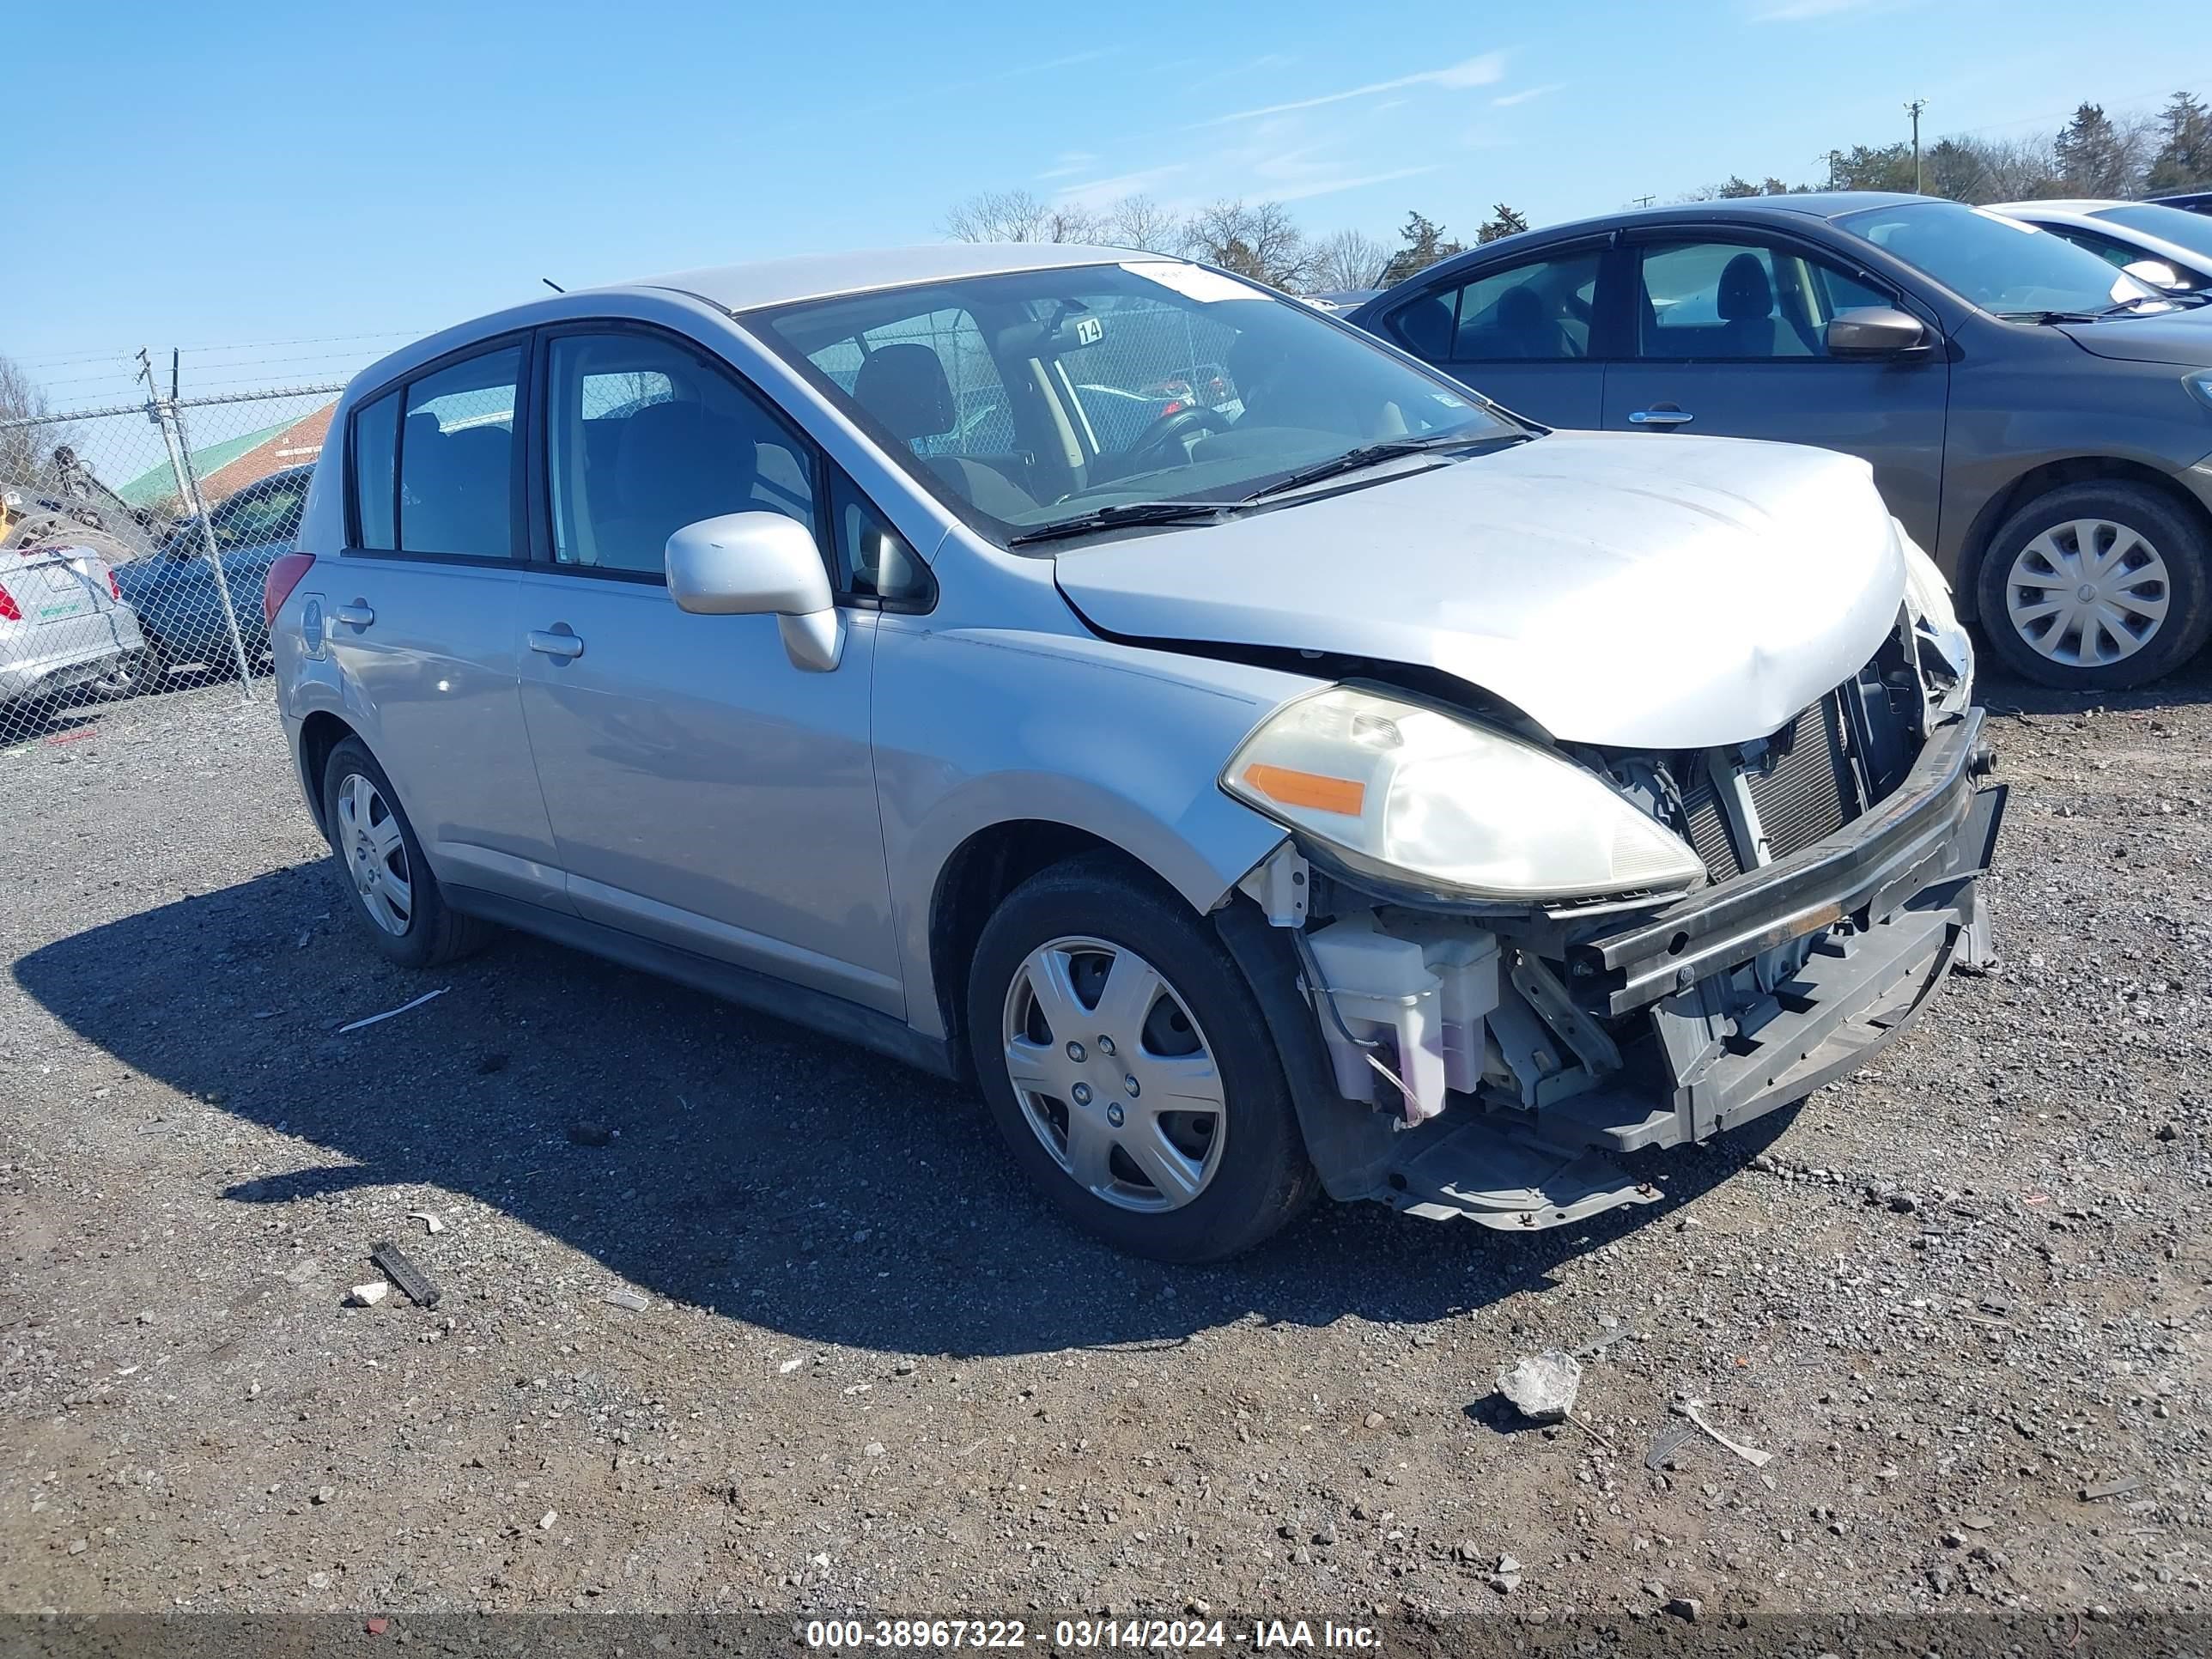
[665,511,844,672]
[1826,306,1928,356]
[2123,258,2186,291]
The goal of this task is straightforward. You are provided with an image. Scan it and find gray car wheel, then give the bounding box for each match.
[320,736,492,969]
[1976,481,2212,689]
[968,856,1317,1262]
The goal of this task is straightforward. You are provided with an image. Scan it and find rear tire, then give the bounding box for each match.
[82,635,165,702]
[966,856,1317,1262]
[1974,481,2212,689]
[320,737,492,969]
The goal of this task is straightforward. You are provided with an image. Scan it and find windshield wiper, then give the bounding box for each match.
[1004,499,1243,546]
[1999,292,2209,324]
[1241,433,1525,503]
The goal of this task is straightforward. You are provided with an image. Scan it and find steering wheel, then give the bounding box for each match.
[1124,404,1234,472]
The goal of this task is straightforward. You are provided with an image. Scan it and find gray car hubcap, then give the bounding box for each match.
[336,772,412,936]
[1000,935,1226,1213]
[2004,517,2171,668]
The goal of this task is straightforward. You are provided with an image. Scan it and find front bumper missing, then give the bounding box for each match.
[1370,709,2006,1231]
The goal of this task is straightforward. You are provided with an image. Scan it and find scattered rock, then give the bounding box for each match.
[538,1510,557,1531]
[344,1282,389,1308]
[603,1287,651,1313]
[1497,1350,1582,1422]
[1664,1595,1703,1624]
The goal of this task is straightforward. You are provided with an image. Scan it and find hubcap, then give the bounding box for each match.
[335,772,412,936]
[1000,935,1226,1213]
[2005,517,2171,667]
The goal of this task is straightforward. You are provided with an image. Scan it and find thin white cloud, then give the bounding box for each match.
[1265,164,1442,204]
[1200,52,1505,125]
[1054,164,1190,207]
[1036,151,1097,181]
[1753,0,1886,18]
[1492,81,1565,107]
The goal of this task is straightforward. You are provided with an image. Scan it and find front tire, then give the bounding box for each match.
[1974,481,2212,689]
[320,737,490,969]
[967,857,1317,1262]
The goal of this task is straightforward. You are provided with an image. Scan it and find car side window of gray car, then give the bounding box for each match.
[1410,251,1605,362]
[542,331,819,578]
[398,347,522,558]
[349,390,398,550]
[1636,240,1887,361]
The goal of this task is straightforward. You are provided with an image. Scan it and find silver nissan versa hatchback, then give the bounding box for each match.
[269,244,2007,1261]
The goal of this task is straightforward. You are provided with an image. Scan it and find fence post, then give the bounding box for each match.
[146,394,257,703]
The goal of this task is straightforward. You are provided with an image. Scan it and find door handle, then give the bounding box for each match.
[332,602,375,627]
[527,628,585,660]
[1627,407,1694,428]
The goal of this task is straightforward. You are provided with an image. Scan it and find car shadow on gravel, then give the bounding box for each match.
[15,863,1792,1358]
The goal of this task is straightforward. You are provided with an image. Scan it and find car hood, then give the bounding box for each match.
[1053,431,1905,750]
[2054,310,2212,364]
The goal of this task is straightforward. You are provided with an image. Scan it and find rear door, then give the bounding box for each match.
[1370,238,1618,428]
[320,342,565,908]
[1601,226,1951,547]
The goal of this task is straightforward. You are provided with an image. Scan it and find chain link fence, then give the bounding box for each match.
[0,380,341,751]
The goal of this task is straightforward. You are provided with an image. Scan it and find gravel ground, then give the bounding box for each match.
[1,665,2209,1638]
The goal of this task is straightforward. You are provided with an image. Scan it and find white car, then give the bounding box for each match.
[0,542,150,713]
[1986,198,2212,293]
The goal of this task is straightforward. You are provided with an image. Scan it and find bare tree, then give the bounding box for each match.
[0,354,64,486]
[943,188,1104,244]
[1310,228,1391,291]
[1102,194,1188,255]
[1185,199,1311,290]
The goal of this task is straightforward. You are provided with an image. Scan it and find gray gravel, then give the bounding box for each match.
[2,668,2208,1626]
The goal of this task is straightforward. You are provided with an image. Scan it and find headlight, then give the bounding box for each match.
[1220,685,1707,902]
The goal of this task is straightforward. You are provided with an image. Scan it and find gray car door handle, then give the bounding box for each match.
[332,602,375,627]
[1627,407,1694,427]
[527,629,585,660]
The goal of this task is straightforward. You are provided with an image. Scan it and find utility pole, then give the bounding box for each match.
[1630,194,1655,208]
[1905,98,1928,191]
[1827,149,1842,191]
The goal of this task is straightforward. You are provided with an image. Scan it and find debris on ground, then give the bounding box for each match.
[2080,1476,2142,1502]
[1663,1595,1704,1623]
[567,1122,615,1147]
[604,1287,651,1313]
[1671,1400,1773,1468]
[1488,1553,1522,1593]
[1645,1422,1697,1470]
[335,987,447,1036]
[282,1255,324,1285]
[343,1281,389,1308]
[406,1210,444,1235]
[369,1240,441,1308]
[1496,1349,1583,1422]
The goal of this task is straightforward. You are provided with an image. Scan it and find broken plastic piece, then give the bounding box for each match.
[604,1287,650,1312]
[1671,1400,1773,1468]
[369,1240,441,1309]
[407,1211,444,1235]
[336,987,447,1035]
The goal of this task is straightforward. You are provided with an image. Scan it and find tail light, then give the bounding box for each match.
[1160,398,1188,416]
[263,551,316,628]
[106,568,121,601]
[0,583,20,623]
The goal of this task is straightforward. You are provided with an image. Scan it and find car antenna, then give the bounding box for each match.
[541,277,566,294]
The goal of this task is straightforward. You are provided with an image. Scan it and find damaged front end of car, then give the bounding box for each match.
[1215,562,2004,1231]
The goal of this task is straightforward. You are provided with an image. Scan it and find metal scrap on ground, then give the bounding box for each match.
[335,988,447,1035]
[369,1240,441,1309]
[1672,1400,1774,1468]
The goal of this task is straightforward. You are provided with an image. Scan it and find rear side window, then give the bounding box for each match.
[1425,252,1603,362]
[350,391,398,550]
[399,347,520,558]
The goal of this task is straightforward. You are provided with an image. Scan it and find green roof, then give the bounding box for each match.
[116,416,295,507]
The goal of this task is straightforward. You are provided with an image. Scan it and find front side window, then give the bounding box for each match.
[544,331,817,574]
[1397,251,1602,362]
[1840,200,2157,318]
[400,347,520,557]
[758,261,1508,548]
[1636,240,1892,360]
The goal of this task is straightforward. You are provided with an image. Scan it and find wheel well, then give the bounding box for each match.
[927,821,1170,1081]
[296,710,358,838]
[1960,457,2212,608]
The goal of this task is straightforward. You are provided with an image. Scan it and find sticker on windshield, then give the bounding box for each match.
[1122,262,1264,303]
[1073,315,1103,345]
[1431,392,1468,408]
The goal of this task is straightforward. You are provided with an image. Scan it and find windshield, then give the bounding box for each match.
[1838,199,2158,317]
[2093,202,2212,263]
[755,262,1510,547]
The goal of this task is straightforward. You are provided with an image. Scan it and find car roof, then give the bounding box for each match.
[605,243,1152,314]
[1986,199,2126,218]
[1357,192,1941,304]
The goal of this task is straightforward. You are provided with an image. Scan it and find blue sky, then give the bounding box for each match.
[9,0,2212,406]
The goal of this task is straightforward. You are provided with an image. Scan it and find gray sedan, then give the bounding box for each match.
[270,244,2001,1261]
[1350,191,2212,690]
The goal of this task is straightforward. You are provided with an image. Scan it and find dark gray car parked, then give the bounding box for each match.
[1350,191,2212,690]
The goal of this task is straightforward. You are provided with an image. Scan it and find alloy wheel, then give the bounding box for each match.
[2004,517,2172,668]
[1000,935,1227,1213]
[335,771,412,936]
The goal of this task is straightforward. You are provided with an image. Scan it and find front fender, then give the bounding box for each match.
[874,623,1317,1041]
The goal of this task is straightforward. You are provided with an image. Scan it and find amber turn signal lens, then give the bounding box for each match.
[1240,763,1365,817]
